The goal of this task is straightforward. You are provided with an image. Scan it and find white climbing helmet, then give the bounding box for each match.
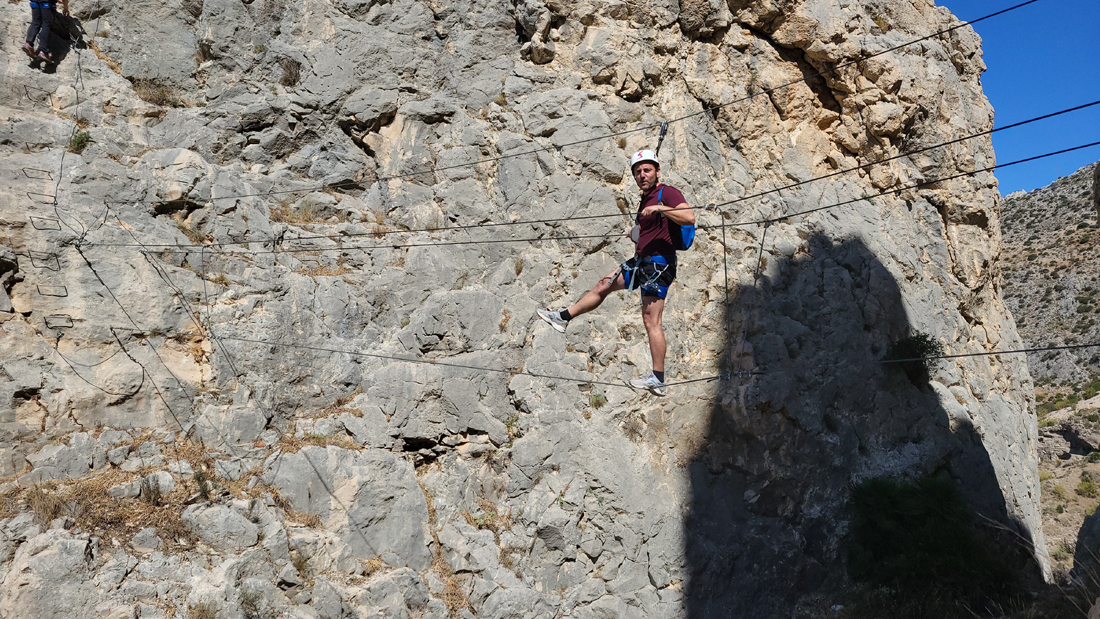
[630,149,659,171]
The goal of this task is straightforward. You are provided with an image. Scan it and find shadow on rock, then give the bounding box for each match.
[685,232,1042,617]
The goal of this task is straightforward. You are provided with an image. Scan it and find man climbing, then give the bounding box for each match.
[23,0,69,64]
[537,150,695,396]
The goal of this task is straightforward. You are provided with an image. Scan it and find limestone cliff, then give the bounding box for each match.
[0,0,1047,617]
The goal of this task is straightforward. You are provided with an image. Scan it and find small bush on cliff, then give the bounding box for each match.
[1078,473,1099,498]
[847,476,1017,617]
[279,58,301,87]
[884,332,944,384]
[68,131,91,154]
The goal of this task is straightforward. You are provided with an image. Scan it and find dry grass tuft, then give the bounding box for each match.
[278,58,301,87]
[462,499,511,541]
[418,477,472,616]
[305,391,364,419]
[0,485,22,520]
[298,264,351,278]
[363,556,386,577]
[188,602,218,619]
[270,201,322,224]
[169,334,209,366]
[272,489,324,529]
[176,220,205,245]
[17,471,197,551]
[27,484,66,526]
[291,549,309,577]
[133,79,181,107]
[498,309,511,333]
[174,439,216,471]
[431,545,471,616]
[139,476,163,506]
[277,424,357,454]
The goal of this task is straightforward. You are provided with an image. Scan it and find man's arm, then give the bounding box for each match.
[639,202,696,225]
[60,0,69,15]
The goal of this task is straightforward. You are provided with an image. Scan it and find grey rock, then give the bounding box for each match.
[196,404,268,448]
[120,442,164,472]
[1,513,41,542]
[0,531,98,618]
[168,460,195,476]
[97,429,132,449]
[20,433,107,484]
[132,528,162,553]
[263,447,431,570]
[278,562,303,589]
[108,480,141,499]
[107,446,131,466]
[341,87,398,133]
[181,504,259,552]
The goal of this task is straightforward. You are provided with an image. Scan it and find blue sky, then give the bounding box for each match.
[937,0,1100,194]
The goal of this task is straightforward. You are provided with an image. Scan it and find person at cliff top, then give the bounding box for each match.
[538,150,695,397]
[22,0,69,63]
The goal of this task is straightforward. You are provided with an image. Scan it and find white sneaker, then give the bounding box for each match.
[537,308,568,333]
[630,373,666,396]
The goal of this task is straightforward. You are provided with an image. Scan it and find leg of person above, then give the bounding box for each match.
[537,269,625,333]
[631,295,667,396]
[25,7,43,58]
[35,5,55,61]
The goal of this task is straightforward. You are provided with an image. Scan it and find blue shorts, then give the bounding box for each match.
[620,255,676,299]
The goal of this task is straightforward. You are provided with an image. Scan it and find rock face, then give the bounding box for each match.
[0,0,1048,617]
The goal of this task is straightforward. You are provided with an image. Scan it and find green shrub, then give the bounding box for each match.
[68,131,91,153]
[1078,475,1098,498]
[847,476,1017,616]
[884,332,944,383]
[1089,452,1100,463]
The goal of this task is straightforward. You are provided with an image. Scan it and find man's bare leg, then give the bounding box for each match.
[565,270,625,318]
[641,295,666,373]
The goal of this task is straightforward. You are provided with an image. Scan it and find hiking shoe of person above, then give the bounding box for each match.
[630,373,666,396]
[37,51,52,63]
[536,308,568,333]
[23,43,37,59]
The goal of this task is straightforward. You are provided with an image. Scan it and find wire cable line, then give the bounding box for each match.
[84,98,1100,252]
[120,139,1100,257]
[708,99,1100,212]
[48,333,146,397]
[736,140,1100,227]
[89,326,1100,393]
[92,0,1042,211]
[882,342,1100,364]
[214,334,718,390]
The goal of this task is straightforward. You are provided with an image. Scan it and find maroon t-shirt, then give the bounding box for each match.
[636,184,687,258]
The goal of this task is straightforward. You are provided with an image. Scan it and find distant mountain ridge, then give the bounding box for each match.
[1001,160,1100,411]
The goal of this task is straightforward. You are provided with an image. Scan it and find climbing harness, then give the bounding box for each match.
[618,254,674,298]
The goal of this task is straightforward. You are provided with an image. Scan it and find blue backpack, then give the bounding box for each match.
[658,187,695,251]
